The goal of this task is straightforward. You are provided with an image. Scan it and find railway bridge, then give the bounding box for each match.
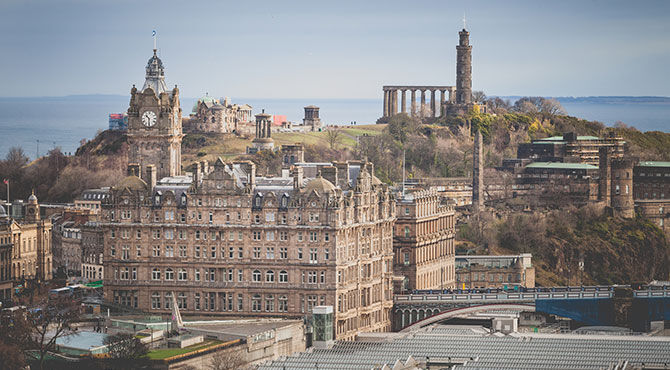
[393,285,670,332]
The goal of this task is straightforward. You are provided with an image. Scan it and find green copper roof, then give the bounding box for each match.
[526,162,598,170]
[638,161,670,168]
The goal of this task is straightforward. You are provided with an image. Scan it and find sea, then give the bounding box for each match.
[0,95,668,160]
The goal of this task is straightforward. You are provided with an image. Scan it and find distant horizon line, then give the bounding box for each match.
[0,94,669,100]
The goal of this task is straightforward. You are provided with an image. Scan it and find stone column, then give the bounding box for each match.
[420,90,426,115]
[430,89,436,117]
[384,90,389,117]
[440,89,447,117]
[411,90,416,117]
[392,89,398,117]
[401,90,406,114]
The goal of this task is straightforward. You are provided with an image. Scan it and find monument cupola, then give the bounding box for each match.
[142,49,168,96]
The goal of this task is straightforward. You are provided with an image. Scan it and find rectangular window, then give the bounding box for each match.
[165,245,174,257]
[324,233,330,242]
[280,231,288,241]
[309,248,318,263]
[297,232,303,242]
[195,246,201,258]
[253,247,261,259]
[325,249,330,260]
[280,247,288,259]
[265,212,275,222]
[179,245,187,258]
[298,248,303,259]
[229,247,234,258]
[238,269,243,282]
[266,247,275,259]
[309,232,318,242]
[266,231,275,241]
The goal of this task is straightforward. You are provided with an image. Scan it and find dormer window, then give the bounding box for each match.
[155,195,161,204]
[281,195,288,208]
[254,194,263,208]
[181,194,187,205]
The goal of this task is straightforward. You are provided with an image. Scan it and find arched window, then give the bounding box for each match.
[265,294,274,312]
[152,268,161,280]
[178,269,187,281]
[281,195,289,208]
[278,295,288,312]
[266,270,275,282]
[252,270,261,282]
[165,268,174,280]
[279,270,288,283]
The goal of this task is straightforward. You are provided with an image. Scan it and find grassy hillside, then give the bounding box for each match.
[181,124,385,167]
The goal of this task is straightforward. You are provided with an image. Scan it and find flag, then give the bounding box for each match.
[2,179,7,185]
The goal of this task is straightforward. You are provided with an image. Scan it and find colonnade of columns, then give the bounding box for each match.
[383,86,456,119]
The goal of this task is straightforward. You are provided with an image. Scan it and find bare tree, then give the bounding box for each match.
[28,296,80,370]
[209,348,246,370]
[104,332,148,361]
[472,90,486,103]
[326,128,342,149]
[539,98,566,115]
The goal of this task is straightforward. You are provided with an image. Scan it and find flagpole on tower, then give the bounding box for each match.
[152,29,157,51]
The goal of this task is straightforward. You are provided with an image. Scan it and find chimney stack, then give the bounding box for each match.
[321,166,338,187]
[193,162,202,187]
[334,161,350,189]
[146,165,157,190]
[292,166,304,190]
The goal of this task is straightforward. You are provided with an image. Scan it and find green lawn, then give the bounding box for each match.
[181,124,387,166]
[145,340,223,360]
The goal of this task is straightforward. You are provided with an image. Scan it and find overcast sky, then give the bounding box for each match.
[1,0,669,99]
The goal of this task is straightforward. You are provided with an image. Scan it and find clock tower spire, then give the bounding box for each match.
[126,44,183,181]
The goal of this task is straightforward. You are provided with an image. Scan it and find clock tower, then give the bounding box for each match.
[127,48,183,180]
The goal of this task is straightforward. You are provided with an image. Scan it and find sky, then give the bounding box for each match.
[1,0,669,99]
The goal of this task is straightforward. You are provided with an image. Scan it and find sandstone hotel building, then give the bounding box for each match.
[102,47,395,340]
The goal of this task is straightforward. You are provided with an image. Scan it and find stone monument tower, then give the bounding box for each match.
[303,105,322,132]
[456,28,472,105]
[127,48,183,180]
[251,110,274,151]
[472,128,484,211]
[599,147,635,218]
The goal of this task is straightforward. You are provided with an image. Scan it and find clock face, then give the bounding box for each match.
[142,111,157,127]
